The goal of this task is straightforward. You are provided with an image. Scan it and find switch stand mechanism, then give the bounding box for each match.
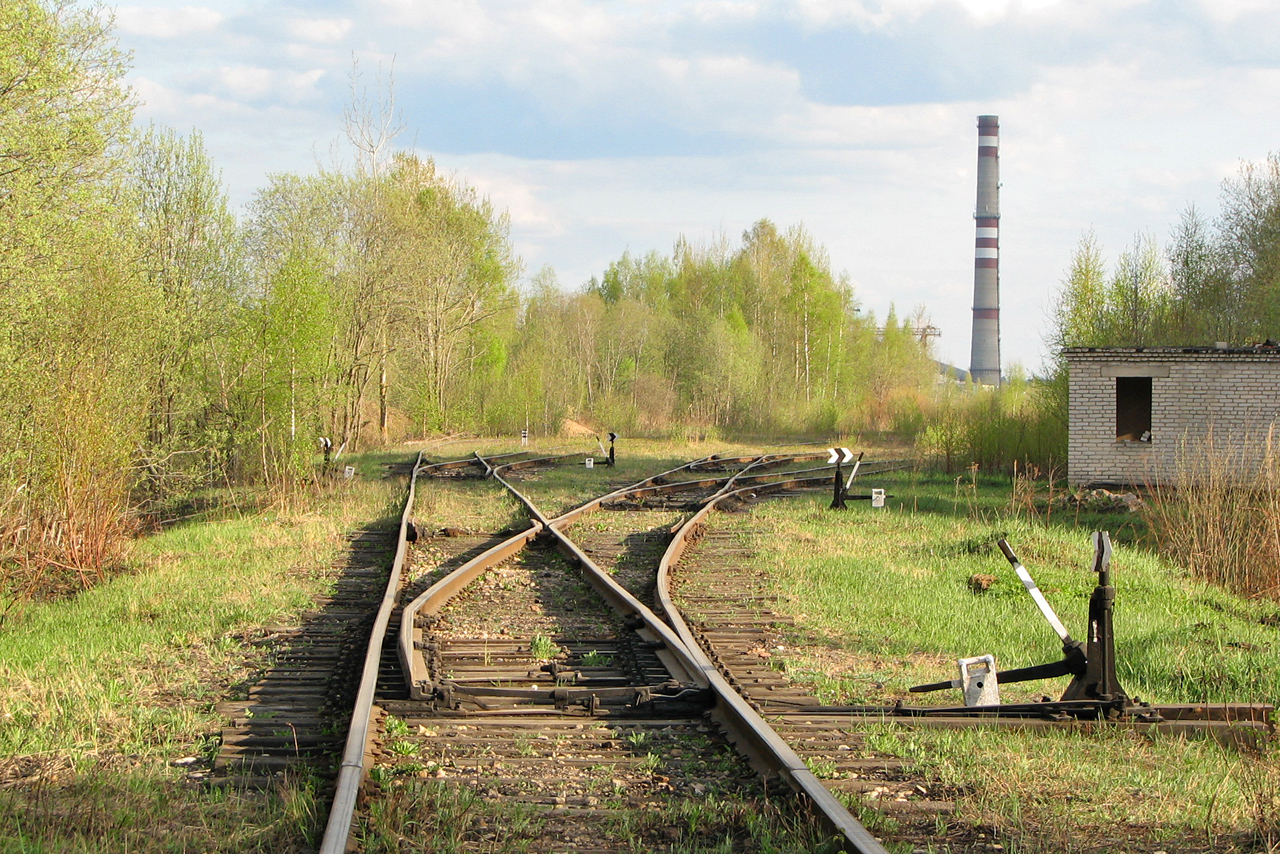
[910,531,1129,714]
[829,450,862,510]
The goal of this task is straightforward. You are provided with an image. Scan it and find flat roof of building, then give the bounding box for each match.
[1063,344,1280,356]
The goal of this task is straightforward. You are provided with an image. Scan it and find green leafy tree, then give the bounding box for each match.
[380,155,520,433]
[0,1,152,585]
[1218,154,1280,337]
[128,125,241,489]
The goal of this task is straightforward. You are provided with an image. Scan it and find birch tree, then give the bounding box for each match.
[382,155,519,432]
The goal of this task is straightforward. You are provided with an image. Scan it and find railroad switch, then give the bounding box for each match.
[828,450,892,510]
[912,531,1132,715]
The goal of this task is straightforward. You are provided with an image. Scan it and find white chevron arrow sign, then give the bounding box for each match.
[826,447,854,465]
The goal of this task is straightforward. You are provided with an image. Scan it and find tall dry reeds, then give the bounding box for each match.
[1145,429,1280,598]
[0,498,131,622]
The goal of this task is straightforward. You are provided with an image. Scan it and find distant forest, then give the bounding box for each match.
[10,1,1280,589]
[1051,160,1280,354]
[2,3,946,587]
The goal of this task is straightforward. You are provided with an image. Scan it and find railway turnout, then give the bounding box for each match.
[293,446,1273,853]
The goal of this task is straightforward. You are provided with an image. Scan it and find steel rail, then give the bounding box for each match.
[492,452,731,516]
[487,454,732,686]
[398,452,726,702]
[375,449,880,852]
[655,478,891,854]
[505,449,887,851]
[482,449,583,472]
[416,447,554,475]
[693,451,834,505]
[322,444,642,850]
[398,520,545,700]
[601,460,908,507]
[723,459,910,487]
[318,450,424,854]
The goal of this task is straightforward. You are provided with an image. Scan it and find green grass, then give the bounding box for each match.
[411,470,527,534]
[0,481,398,756]
[581,649,612,667]
[529,634,558,660]
[360,780,838,853]
[854,724,1275,850]
[740,466,1280,849]
[10,441,1278,852]
[0,452,406,852]
[0,766,323,853]
[751,470,1280,707]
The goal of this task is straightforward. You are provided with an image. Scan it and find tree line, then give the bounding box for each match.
[1,2,941,595]
[1052,158,1280,352]
[502,226,936,438]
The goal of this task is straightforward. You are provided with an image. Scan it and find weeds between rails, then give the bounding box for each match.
[361,461,838,853]
[335,448,1274,854]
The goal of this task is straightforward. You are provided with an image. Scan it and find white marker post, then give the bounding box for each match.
[844,451,864,492]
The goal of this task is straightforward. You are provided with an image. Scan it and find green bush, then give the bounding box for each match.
[918,374,1066,476]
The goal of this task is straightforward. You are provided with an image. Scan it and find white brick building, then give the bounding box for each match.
[1065,347,1280,486]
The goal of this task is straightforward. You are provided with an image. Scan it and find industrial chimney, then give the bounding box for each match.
[969,115,1001,386]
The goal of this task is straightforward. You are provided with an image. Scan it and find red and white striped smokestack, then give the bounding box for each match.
[969,115,1001,386]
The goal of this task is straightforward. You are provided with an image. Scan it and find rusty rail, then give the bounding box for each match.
[325,449,889,853]
[398,452,733,701]
[488,449,890,852]
[654,475,890,854]
[318,451,423,854]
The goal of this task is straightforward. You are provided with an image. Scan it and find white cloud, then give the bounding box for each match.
[214,66,327,103]
[116,6,223,38]
[447,161,563,234]
[131,76,240,117]
[287,17,355,44]
[787,0,1143,31]
[774,101,965,150]
[788,0,911,30]
[690,1,764,25]
[114,0,1280,372]
[1194,0,1276,24]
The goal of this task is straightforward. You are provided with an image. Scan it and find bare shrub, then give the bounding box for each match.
[1145,429,1280,598]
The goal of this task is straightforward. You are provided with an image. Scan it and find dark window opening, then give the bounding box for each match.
[1116,377,1152,441]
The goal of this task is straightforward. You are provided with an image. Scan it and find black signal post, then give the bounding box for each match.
[830,458,846,509]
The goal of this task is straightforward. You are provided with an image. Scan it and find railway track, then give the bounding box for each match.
[305,449,886,851]
[308,446,1270,853]
[210,526,397,788]
[380,450,869,851]
[376,508,773,851]
[670,521,966,846]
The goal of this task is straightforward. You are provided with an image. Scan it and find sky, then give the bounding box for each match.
[112,0,1280,373]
